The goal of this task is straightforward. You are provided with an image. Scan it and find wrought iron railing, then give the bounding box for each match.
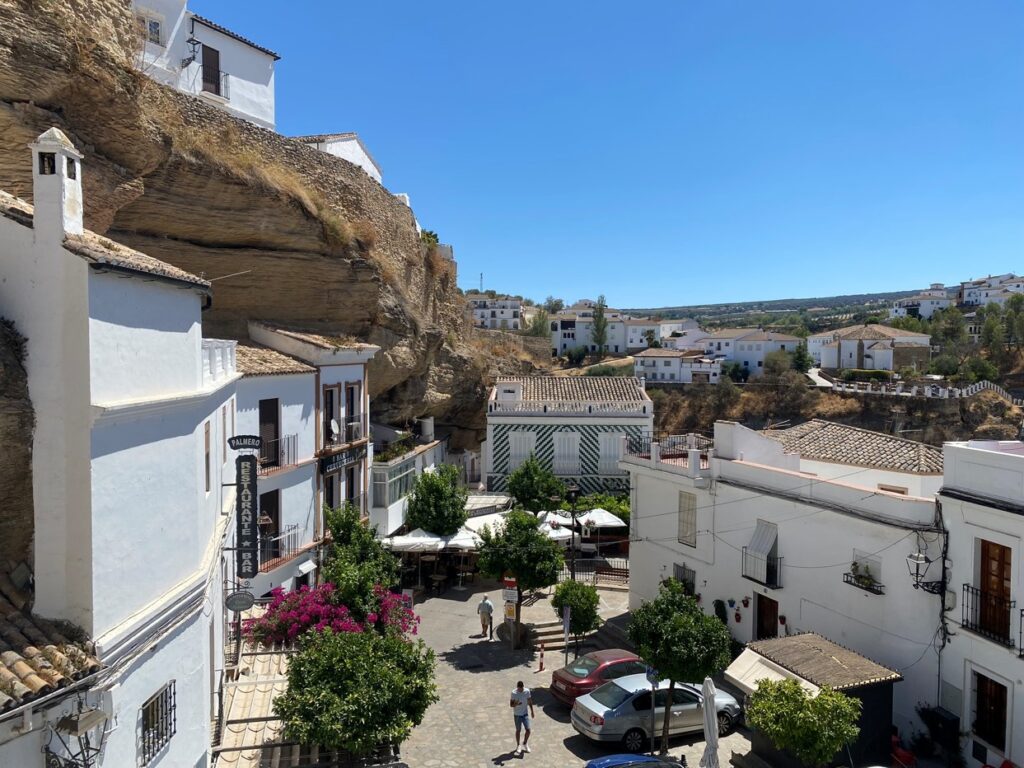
[961,584,1015,647]
[258,433,298,475]
[326,418,364,447]
[742,548,783,589]
[259,524,301,572]
[674,562,697,596]
[1020,609,1024,657]
[843,571,885,595]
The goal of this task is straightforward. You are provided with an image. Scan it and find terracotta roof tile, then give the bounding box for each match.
[191,14,280,59]
[0,192,33,229]
[495,376,649,402]
[765,418,943,474]
[0,579,101,711]
[748,633,902,691]
[634,348,688,358]
[253,324,375,351]
[235,342,315,377]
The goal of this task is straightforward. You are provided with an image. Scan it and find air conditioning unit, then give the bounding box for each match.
[693,477,710,489]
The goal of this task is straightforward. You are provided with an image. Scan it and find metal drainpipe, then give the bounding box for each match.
[934,499,951,703]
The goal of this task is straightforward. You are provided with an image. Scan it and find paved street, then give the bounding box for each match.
[402,581,751,768]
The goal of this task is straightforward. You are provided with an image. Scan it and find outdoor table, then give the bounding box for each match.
[429,573,447,595]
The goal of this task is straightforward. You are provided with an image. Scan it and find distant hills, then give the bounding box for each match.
[622,289,923,320]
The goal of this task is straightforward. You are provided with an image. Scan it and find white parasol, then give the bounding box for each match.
[699,677,720,768]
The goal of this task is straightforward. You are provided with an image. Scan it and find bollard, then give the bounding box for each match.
[539,641,545,672]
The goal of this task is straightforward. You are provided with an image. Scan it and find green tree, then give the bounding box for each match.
[764,350,793,378]
[981,315,1008,370]
[567,346,588,366]
[507,454,565,512]
[527,308,551,337]
[477,510,564,647]
[627,579,732,754]
[544,296,565,313]
[420,229,439,246]
[321,502,399,617]
[643,329,662,348]
[405,464,468,536]
[562,491,630,524]
[746,679,861,768]
[723,361,748,382]
[710,376,740,420]
[275,628,438,754]
[552,580,601,654]
[931,307,968,354]
[791,342,813,373]
[591,295,609,360]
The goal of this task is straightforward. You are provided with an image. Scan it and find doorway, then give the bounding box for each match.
[755,593,778,640]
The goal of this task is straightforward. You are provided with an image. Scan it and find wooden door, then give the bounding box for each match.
[258,399,279,467]
[202,45,220,94]
[755,593,778,640]
[979,540,1011,639]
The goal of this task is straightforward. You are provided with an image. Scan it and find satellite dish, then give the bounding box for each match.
[225,590,255,613]
[330,418,341,438]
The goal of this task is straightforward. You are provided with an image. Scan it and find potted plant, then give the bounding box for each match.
[778,615,786,626]
[741,596,750,608]
[727,598,736,608]
[734,611,742,623]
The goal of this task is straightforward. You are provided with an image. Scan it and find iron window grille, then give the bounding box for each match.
[673,562,696,596]
[140,680,176,765]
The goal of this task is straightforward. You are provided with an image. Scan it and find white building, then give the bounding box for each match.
[248,323,379,523]
[959,274,1023,307]
[808,324,932,371]
[623,419,946,737]
[296,132,383,184]
[235,343,320,597]
[702,328,801,376]
[484,376,654,493]
[0,129,239,767]
[551,313,628,356]
[659,318,701,338]
[134,1,279,129]
[662,326,712,352]
[938,439,1024,768]
[466,293,523,330]
[633,348,722,384]
[889,284,953,320]
[370,419,448,537]
[625,318,660,351]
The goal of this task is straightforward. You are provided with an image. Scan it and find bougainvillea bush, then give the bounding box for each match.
[243,583,419,646]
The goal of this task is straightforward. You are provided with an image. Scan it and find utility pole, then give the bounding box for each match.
[480,272,483,292]
[566,483,580,580]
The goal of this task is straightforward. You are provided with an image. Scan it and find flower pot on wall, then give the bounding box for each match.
[727,599,736,608]
[778,615,786,626]
[734,611,742,623]
[741,596,750,608]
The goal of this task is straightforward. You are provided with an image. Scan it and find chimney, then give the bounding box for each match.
[29,127,83,242]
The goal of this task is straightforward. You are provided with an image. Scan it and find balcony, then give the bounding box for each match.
[258,434,298,476]
[742,548,783,589]
[258,524,303,573]
[325,417,364,449]
[962,584,1016,647]
[843,571,885,595]
[623,434,712,473]
[487,400,651,417]
[202,339,237,388]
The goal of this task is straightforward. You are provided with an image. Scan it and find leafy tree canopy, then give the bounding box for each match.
[792,342,813,373]
[276,628,438,754]
[405,464,468,536]
[476,510,564,592]
[321,502,399,617]
[552,580,601,638]
[591,295,609,360]
[560,491,630,523]
[507,454,565,512]
[544,296,565,313]
[527,308,551,337]
[746,679,861,768]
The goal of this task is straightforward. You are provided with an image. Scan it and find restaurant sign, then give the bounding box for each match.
[236,454,259,580]
[229,435,262,451]
[320,444,367,475]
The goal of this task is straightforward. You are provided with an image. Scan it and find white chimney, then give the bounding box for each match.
[418,417,435,442]
[29,127,84,242]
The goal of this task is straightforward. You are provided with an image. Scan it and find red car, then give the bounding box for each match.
[549,649,646,706]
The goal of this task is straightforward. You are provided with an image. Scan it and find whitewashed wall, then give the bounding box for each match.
[307,137,382,184]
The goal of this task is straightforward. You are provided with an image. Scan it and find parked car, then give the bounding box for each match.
[550,649,646,706]
[571,674,741,753]
[584,755,679,768]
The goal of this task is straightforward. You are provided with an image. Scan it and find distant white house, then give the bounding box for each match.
[808,324,931,371]
[633,348,721,384]
[662,326,712,351]
[959,274,1023,306]
[625,318,660,351]
[889,284,953,320]
[702,328,801,376]
[133,1,279,129]
[659,318,700,338]
[551,311,628,356]
[466,293,523,330]
[296,132,383,184]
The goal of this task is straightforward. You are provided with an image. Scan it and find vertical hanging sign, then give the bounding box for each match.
[235,453,259,580]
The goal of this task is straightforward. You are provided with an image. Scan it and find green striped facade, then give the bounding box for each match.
[486,422,648,494]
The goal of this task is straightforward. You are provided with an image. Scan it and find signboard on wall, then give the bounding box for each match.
[236,454,259,580]
[228,435,262,451]
[319,444,367,475]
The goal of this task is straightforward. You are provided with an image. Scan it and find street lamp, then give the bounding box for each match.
[565,482,581,580]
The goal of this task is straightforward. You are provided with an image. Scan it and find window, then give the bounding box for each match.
[553,431,581,476]
[140,681,176,764]
[135,14,163,45]
[38,152,56,175]
[673,562,696,594]
[598,433,624,475]
[972,671,1007,751]
[323,387,339,445]
[677,492,696,547]
[204,422,211,493]
[67,157,76,180]
[221,405,228,463]
[508,432,536,472]
[259,399,280,468]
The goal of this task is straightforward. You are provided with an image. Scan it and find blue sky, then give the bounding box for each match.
[194,1,1024,308]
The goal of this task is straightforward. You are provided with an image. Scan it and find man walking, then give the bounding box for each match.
[509,680,535,754]
[477,594,494,639]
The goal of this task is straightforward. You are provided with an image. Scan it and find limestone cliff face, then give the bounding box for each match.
[0,0,529,441]
[0,320,32,569]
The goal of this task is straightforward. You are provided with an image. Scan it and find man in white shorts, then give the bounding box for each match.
[509,680,535,754]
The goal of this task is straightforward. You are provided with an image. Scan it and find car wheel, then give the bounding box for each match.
[717,712,733,736]
[623,728,646,753]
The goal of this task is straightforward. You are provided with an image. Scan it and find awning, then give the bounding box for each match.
[443,528,482,550]
[383,529,444,552]
[463,512,506,534]
[295,560,317,576]
[745,520,778,584]
[577,508,627,529]
[724,648,820,698]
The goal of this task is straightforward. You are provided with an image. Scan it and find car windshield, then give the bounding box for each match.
[590,681,633,710]
[565,656,601,678]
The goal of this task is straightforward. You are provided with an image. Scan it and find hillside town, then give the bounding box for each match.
[0,4,1022,768]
